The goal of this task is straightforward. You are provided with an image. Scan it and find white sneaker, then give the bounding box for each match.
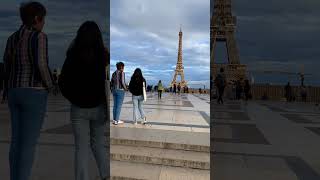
[118,120,124,124]
[113,121,118,125]
[142,117,147,125]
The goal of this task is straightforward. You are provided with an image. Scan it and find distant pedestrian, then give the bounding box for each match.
[129,68,147,125]
[236,80,242,100]
[177,83,181,95]
[173,83,177,94]
[199,88,202,94]
[300,85,307,102]
[232,81,236,100]
[111,62,127,125]
[244,79,251,101]
[215,68,226,104]
[285,82,292,102]
[157,80,164,99]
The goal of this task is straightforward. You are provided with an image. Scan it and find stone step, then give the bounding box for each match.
[110,138,209,152]
[110,127,209,152]
[111,145,209,170]
[111,161,210,180]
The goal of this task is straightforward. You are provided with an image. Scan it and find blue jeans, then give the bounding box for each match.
[132,95,145,122]
[8,88,48,180]
[71,104,107,180]
[112,89,125,121]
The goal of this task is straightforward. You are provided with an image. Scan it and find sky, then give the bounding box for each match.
[1,0,319,86]
[0,0,109,71]
[212,0,320,85]
[110,0,210,88]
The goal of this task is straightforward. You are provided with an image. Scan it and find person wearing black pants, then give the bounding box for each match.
[215,68,226,104]
[157,80,163,100]
[217,87,225,104]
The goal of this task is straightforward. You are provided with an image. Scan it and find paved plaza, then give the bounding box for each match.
[212,99,320,180]
[109,92,210,179]
[1,90,320,179]
[0,95,103,180]
[0,92,210,180]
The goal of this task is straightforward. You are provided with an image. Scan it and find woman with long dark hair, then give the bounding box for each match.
[129,68,147,125]
[59,21,108,180]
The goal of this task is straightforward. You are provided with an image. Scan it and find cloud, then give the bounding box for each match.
[110,0,210,87]
[212,0,320,85]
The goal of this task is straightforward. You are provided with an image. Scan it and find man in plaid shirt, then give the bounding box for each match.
[2,2,53,180]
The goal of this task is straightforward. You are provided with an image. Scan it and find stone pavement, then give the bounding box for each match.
[212,99,320,180]
[2,91,319,179]
[0,95,102,180]
[0,92,210,180]
[110,92,210,180]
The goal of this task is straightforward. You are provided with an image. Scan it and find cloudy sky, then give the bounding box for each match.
[1,0,319,86]
[213,0,320,85]
[0,0,109,70]
[110,0,210,88]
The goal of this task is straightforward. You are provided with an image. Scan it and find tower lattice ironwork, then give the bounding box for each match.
[211,0,246,84]
[171,27,187,87]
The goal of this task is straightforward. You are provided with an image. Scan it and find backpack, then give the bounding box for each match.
[111,71,125,90]
[215,74,225,87]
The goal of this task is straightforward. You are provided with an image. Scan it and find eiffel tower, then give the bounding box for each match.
[171,26,187,88]
[211,0,246,83]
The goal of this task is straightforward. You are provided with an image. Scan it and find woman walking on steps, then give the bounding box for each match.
[129,68,147,125]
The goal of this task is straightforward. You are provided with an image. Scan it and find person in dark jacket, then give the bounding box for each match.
[285,82,292,102]
[173,83,177,94]
[236,80,242,100]
[129,68,147,125]
[244,79,251,101]
[215,68,226,104]
[177,83,181,95]
[59,21,108,180]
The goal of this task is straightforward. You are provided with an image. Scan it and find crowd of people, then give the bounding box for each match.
[284,82,308,102]
[212,67,310,104]
[213,67,252,104]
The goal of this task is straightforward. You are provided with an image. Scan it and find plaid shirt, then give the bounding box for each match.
[111,70,126,90]
[3,25,53,90]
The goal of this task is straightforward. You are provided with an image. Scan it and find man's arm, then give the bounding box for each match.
[37,33,53,89]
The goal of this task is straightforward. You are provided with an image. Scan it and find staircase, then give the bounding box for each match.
[110,127,210,180]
